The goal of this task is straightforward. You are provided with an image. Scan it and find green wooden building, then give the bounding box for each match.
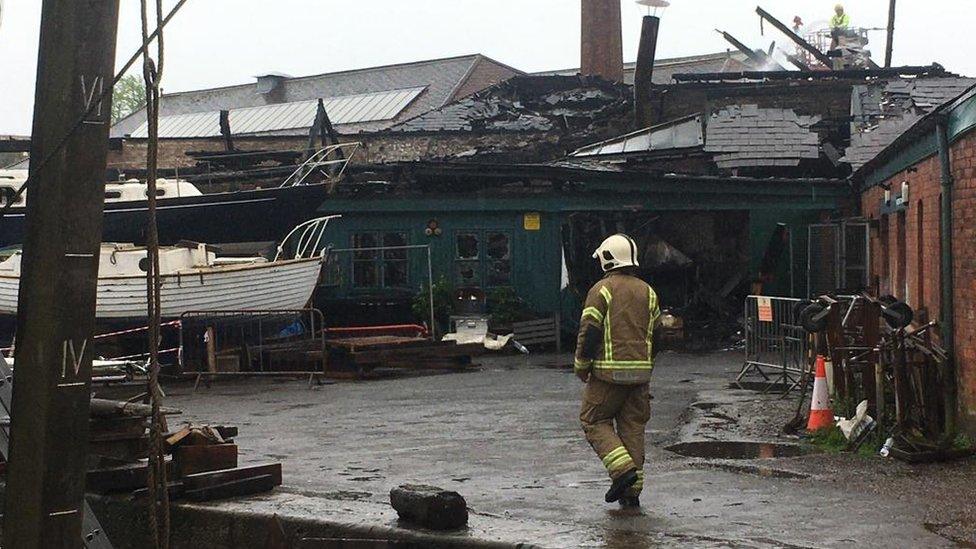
[314,162,851,326]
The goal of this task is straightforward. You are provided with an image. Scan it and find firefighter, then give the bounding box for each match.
[575,234,661,508]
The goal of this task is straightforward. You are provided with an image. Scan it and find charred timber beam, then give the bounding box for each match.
[755,6,834,68]
[634,16,660,127]
[672,64,945,82]
[219,110,235,152]
[716,30,767,67]
[885,0,897,68]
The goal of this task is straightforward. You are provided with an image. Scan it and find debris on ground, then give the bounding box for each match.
[389,484,469,531]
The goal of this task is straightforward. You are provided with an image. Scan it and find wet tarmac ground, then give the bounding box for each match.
[160,351,976,548]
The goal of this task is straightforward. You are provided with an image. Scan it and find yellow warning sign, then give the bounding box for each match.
[757,297,773,323]
[523,212,541,231]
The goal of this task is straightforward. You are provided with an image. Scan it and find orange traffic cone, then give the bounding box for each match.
[807,355,834,432]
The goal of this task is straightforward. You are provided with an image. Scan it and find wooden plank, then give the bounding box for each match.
[174,443,238,476]
[86,460,176,494]
[182,463,282,491]
[183,474,277,502]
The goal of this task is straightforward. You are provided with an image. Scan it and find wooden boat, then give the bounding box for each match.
[0,216,339,321]
[0,144,356,248]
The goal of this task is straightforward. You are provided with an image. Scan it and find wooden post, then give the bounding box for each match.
[205,326,217,374]
[3,1,120,547]
[219,109,235,152]
[884,0,897,68]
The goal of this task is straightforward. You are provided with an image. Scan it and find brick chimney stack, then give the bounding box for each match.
[581,0,624,82]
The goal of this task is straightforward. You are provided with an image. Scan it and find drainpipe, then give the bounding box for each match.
[937,118,957,436]
[634,15,660,127]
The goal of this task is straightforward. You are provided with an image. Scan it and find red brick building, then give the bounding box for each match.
[856,85,976,434]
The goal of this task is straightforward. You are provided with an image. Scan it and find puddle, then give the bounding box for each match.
[665,441,807,460]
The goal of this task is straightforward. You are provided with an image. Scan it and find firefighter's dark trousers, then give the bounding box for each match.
[580,377,650,496]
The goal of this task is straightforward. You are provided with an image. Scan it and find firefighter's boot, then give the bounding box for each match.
[604,468,638,503]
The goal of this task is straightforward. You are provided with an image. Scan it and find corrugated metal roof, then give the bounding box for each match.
[131,87,427,138]
[571,115,704,157]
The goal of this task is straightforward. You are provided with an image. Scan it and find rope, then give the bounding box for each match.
[140,1,170,547]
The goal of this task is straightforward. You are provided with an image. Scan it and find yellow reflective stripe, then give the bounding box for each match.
[599,286,612,304]
[601,446,629,468]
[574,359,592,372]
[600,287,613,362]
[581,307,604,323]
[647,288,655,361]
[607,454,634,473]
[593,360,653,370]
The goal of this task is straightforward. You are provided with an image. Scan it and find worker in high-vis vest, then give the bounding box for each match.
[575,234,661,508]
[830,4,851,49]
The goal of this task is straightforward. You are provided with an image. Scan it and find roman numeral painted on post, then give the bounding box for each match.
[61,339,88,379]
[79,75,105,123]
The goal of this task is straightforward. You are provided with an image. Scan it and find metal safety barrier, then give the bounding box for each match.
[737,295,811,393]
[179,309,327,389]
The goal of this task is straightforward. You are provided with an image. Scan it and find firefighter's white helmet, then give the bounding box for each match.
[592,234,639,272]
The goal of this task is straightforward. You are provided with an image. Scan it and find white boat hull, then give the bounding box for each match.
[0,258,322,320]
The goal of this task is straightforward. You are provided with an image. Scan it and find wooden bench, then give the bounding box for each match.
[512,317,561,353]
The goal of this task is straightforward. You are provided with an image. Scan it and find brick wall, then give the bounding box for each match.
[861,130,976,433]
[106,131,558,174]
[450,58,521,102]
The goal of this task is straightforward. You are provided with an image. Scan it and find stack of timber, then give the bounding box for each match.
[88,398,182,463]
[322,335,483,377]
[87,422,282,502]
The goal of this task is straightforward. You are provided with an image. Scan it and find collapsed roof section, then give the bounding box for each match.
[385,75,635,162]
[705,105,820,169]
[844,76,976,169]
[571,105,821,172]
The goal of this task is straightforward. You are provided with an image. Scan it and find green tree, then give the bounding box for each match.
[111,74,146,123]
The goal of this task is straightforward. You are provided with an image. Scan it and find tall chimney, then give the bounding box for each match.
[634,15,660,127]
[581,0,624,82]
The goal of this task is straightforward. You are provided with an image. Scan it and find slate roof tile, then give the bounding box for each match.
[702,104,821,169]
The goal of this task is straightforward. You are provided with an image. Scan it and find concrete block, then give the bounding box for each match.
[389,484,468,531]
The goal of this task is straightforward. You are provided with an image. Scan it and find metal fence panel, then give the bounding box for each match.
[738,295,810,392]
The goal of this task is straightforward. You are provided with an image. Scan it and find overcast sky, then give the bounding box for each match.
[0,0,972,135]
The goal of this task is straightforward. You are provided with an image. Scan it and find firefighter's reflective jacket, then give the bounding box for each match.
[574,270,661,384]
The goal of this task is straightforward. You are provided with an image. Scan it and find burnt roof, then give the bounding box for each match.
[387,75,632,135]
[843,75,976,169]
[703,105,821,168]
[536,51,752,85]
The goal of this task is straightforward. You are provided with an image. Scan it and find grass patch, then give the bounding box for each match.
[953,433,973,451]
[807,425,884,457]
[807,425,848,453]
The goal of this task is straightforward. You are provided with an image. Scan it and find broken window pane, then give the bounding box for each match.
[456,233,479,260]
[486,232,510,260]
[488,260,511,286]
[456,261,479,286]
[486,232,511,285]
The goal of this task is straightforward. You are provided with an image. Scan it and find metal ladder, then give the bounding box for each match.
[0,354,113,548]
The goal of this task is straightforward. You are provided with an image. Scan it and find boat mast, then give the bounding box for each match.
[3,1,121,547]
